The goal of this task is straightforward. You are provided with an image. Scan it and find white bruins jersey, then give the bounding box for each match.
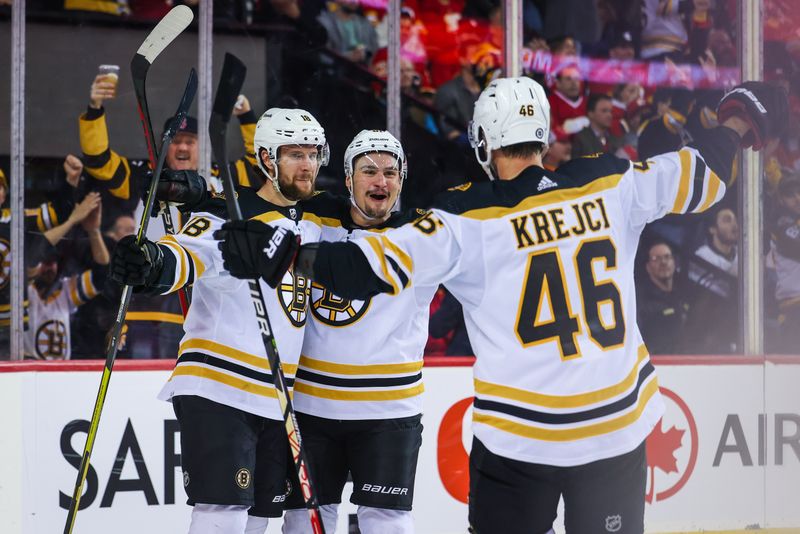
[296,198,437,420]
[154,188,321,420]
[24,270,100,359]
[347,149,725,466]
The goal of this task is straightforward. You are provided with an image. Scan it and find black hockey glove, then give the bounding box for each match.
[142,169,208,216]
[110,235,164,288]
[214,220,300,287]
[717,82,789,150]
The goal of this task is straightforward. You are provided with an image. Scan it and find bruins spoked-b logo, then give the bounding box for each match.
[278,270,311,327]
[310,282,371,327]
[235,468,251,489]
[35,319,67,359]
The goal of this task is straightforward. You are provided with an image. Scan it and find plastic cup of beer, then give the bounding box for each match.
[98,64,120,98]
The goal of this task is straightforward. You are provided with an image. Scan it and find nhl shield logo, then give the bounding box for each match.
[235,468,252,489]
[605,515,622,532]
[183,471,190,487]
[289,207,297,220]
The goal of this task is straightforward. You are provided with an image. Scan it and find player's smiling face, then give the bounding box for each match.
[348,152,402,221]
[166,132,199,171]
[276,145,321,201]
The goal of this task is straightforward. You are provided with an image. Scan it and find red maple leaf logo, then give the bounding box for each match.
[645,419,685,503]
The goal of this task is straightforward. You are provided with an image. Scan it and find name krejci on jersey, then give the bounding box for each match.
[510,197,611,250]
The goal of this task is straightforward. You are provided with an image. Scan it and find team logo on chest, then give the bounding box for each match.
[35,319,67,359]
[310,282,371,326]
[277,270,311,327]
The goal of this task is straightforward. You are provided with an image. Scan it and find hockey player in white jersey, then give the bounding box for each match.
[216,79,787,533]
[110,108,329,534]
[278,130,433,534]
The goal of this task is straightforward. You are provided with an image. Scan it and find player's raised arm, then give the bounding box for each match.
[622,82,787,229]
[216,206,464,301]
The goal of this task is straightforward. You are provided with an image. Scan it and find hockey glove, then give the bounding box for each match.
[214,220,300,287]
[142,169,208,216]
[110,235,164,288]
[717,82,789,150]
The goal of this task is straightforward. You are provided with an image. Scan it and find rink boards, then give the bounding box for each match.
[0,356,798,534]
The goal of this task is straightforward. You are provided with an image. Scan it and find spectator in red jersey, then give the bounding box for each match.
[548,64,588,134]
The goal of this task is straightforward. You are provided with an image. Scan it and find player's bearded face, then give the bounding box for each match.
[276,145,320,201]
[166,132,199,171]
[350,153,402,220]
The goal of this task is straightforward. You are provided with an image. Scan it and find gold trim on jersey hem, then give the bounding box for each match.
[126,311,185,324]
[293,381,424,401]
[459,173,625,220]
[299,355,423,375]
[474,344,648,409]
[473,376,659,441]
[170,365,279,398]
[180,338,298,374]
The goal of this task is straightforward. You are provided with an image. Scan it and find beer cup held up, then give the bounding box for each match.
[98,64,120,98]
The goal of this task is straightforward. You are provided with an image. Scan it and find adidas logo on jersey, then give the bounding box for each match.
[537,176,558,191]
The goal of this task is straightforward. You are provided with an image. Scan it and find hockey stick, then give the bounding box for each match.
[131,4,193,316]
[63,69,198,534]
[209,53,326,534]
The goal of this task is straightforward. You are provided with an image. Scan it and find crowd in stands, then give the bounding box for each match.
[2,0,800,358]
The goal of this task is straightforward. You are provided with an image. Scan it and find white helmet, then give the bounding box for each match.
[468,76,550,180]
[344,129,407,180]
[253,108,329,192]
[344,129,407,221]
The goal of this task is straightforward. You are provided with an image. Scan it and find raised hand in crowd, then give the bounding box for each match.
[63,154,84,188]
[81,197,102,233]
[69,192,102,226]
[233,94,251,117]
[89,74,116,110]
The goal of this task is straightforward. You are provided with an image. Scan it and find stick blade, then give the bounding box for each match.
[164,68,199,142]
[211,53,248,122]
[135,5,194,64]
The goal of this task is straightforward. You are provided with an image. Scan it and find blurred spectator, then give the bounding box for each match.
[637,240,691,354]
[399,6,429,77]
[543,128,572,171]
[23,193,108,360]
[640,0,687,60]
[548,35,579,57]
[637,88,694,160]
[434,42,485,143]
[609,29,636,60]
[571,93,623,157]
[685,206,739,354]
[317,0,379,65]
[695,207,738,276]
[71,212,134,359]
[770,175,800,352]
[429,288,472,356]
[80,74,259,225]
[549,64,588,135]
